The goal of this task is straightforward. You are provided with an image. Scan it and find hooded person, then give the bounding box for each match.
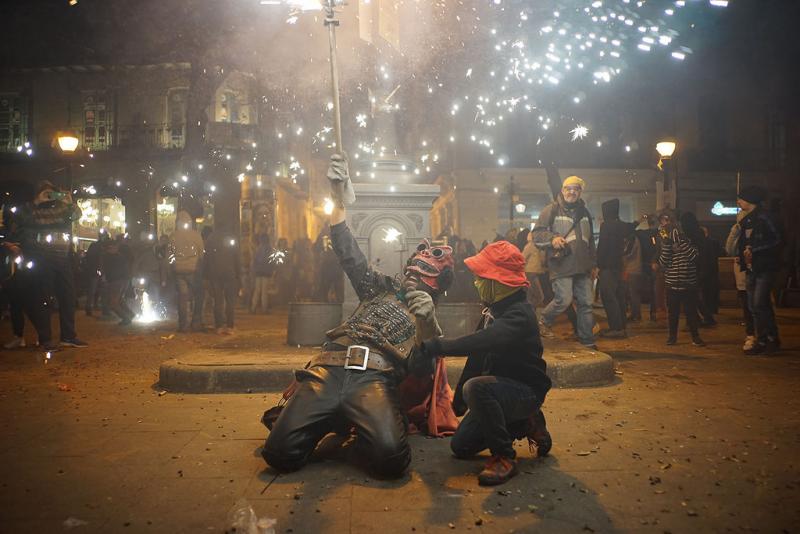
[596,198,639,337]
[170,210,205,332]
[260,154,457,479]
[414,241,552,486]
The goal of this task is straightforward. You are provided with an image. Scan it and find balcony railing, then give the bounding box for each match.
[205,122,258,150]
[116,123,185,150]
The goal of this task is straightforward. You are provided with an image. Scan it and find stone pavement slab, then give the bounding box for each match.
[1,309,799,533]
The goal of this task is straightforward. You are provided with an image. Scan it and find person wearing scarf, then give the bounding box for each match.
[414,241,552,486]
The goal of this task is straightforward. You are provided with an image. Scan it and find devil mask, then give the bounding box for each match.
[404,240,454,293]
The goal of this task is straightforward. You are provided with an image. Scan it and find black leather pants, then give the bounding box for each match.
[262,365,410,478]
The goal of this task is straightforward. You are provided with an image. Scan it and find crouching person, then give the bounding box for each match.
[261,154,455,478]
[414,241,552,486]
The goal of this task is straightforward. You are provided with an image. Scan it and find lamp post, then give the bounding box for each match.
[57,132,80,190]
[656,140,677,210]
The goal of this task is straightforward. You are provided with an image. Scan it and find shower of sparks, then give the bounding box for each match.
[249,0,727,186]
[570,125,589,141]
[268,250,287,265]
[135,292,162,324]
[382,227,403,243]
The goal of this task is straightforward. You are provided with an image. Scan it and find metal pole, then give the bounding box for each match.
[324,0,344,152]
[323,0,346,206]
[509,175,515,229]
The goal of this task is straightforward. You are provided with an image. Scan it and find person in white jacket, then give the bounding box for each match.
[725,211,756,351]
[171,210,205,332]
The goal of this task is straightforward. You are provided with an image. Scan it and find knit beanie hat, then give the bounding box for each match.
[737,185,766,205]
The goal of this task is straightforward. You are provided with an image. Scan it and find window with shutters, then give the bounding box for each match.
[0,94,29,153]
[82,92,112,150]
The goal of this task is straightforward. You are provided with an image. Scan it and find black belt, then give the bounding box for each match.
[310,346,399,372]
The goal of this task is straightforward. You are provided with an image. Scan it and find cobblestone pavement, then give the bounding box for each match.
[0,306,798,533]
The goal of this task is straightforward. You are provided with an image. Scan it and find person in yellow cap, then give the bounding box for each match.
[413,241,552,486]
[533,175,598,348]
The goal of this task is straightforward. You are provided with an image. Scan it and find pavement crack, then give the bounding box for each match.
[260,473,280,495]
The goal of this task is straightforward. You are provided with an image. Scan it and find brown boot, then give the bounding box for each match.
[477,455,518,486]
[526,410,552,457]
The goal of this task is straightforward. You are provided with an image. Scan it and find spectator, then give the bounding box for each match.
[251,233,275,313]
[697,226,722,327]
[596,199,638,338]
[533,176,597,349]
[292,237,315,302]
[314,229,343,303]
[84,231,109,317]
[102,239,135,326]
[522,230,545,309]
[726,211,756,351]
[658,212,704,346]
[171,210,205,332]
[204,229,241,335]
[636,216,659,322]
[1,209,55,350]
[736,186,782,354]
[622,226,643,323]
[17,181,87,347]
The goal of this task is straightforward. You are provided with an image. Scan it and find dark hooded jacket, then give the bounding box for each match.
[423,290,551,416]
[596,199,638,271]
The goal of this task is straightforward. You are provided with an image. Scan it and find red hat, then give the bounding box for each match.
[464,241,530,287]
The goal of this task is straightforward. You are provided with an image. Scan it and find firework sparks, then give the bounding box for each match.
[570,125,589,142]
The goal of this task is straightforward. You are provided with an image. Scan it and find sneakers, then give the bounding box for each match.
[599,329,627,339]
[477,455,519,486]
[537,320,555,338]
[3,336,26,350]
[742,336,757,351]
[744,343,765,356]
[526,410,552,458]
[38,341,60,352]
[764,337,781,354]
[60,338,88,348]
[666,337,677,345]
[581,343,598,350]
[691,336,706,347]
[216,327,234,335]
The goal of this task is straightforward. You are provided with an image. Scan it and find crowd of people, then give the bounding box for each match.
[500,179,784,355]
[0,176,789,358]
[0,181,346,350]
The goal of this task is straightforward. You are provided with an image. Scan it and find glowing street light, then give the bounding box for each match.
[656,140,679,210]
[656,140,677,159]
[57,134,79,153]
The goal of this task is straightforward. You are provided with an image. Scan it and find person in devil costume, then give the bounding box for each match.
[260,154,455,478]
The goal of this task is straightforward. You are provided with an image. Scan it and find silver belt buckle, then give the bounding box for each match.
[344,345,370,370]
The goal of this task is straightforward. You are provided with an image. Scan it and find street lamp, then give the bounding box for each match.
[57,134,80,153]
[656,141,676,159]
[56,132,80,190]
[656,140,678,210]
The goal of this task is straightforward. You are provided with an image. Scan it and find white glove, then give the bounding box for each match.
[326,154,356,206]
[408,289,442,341]
[406,290,435,321]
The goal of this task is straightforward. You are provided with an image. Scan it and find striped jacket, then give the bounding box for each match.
[658,227,698,289]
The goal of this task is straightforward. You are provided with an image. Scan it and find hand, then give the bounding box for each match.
[326,153,349,183]
[591,267,599,280]
[407,345,436,377]
[326,153,356,207]
[744,247,753,263]
[406,290,435,321]
[552,236,567,250]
